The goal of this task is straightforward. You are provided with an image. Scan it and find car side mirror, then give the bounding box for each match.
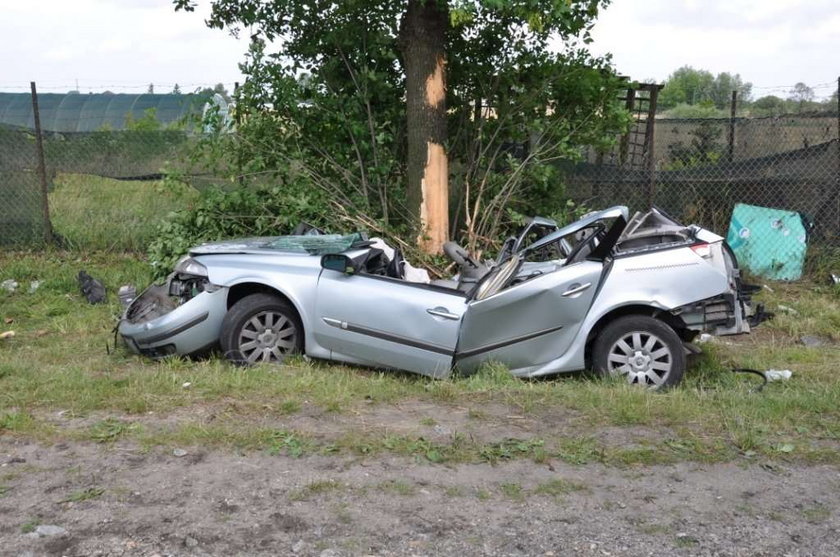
[321,253,358,275]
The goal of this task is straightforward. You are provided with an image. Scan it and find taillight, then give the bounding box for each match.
[691,243,713,258]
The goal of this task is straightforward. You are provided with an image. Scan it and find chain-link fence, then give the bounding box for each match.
[2,88,839,278]
[567,112,839,279]
[0,126,48,245]
[0,124,206,247]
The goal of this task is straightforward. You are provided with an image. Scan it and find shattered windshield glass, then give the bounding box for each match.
[263,233,362,255]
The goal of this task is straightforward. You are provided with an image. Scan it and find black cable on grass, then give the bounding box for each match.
[731,368,768,393]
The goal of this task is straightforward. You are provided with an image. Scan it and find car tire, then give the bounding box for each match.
[592,315,685,389]
[220,293,303,365]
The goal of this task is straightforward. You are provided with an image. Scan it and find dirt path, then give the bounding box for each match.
[1,439,838,556]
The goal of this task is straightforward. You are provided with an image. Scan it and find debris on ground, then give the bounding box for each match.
[118,284,137,308]
[697,333,714,343]
[762,284,774,293]
[0,331,15,340]
[78,270,106,304]
[765,369,793,381]
[1,279,18,292]
[4,317,12,324]
[777,304,799,315]
[800,335,829,348]
[28,280,42,294]
[172,449,188,457]
[831,273,839,285]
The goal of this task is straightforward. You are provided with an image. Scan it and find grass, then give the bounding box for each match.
[1,251,840,466]
[60,487,106,503]
[48,173,198,252]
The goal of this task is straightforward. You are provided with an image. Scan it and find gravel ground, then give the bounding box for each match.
[1,439,839,556]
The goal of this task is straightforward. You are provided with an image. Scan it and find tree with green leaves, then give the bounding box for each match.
[659,66,751,111]
[173,0,627,254]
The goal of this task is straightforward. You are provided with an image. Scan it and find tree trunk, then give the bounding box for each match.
[398,0,449,254]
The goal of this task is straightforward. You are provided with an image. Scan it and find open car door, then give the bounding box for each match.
[455,260,604,375]
[455,207,629,375]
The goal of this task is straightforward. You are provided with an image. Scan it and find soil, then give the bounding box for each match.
[2,438,839,556]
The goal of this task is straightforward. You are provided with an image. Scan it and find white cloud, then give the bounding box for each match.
[589,0,839,96]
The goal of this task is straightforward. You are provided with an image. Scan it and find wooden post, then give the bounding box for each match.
[728,90,737,163]
[30,81,53,244]
[645,86,659,208]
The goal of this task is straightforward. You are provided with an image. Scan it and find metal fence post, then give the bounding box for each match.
[728,90,737,163]
[30,81,53,244]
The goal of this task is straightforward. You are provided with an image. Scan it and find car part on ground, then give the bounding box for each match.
[118,208,769,389]
[78,270,106,304]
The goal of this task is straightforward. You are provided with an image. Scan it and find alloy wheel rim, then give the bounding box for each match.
[606,331,672,387]
[237,310,297,363]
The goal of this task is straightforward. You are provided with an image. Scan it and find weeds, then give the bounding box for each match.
[289,480,344,501]
[21,519,39,534]
[89,419,135,443]
[60,487,105,503]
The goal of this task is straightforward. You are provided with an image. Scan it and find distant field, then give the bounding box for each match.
[49,173,198,252]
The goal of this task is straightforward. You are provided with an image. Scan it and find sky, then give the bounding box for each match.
[0,0,837,99]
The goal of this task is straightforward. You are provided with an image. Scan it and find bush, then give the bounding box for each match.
[147,179,332,275]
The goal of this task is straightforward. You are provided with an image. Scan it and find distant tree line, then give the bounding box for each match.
[655,66,836,118]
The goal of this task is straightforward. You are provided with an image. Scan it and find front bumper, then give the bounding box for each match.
[119,283,229,358]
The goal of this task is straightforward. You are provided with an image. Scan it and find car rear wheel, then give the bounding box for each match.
[592,315,685,389]
[220,293,303,365]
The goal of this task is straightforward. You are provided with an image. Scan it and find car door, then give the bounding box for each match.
[455,260,604,374]
[313,270,466,378]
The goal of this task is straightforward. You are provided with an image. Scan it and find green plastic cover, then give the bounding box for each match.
[0,93,206,132]
[726,203,808,281]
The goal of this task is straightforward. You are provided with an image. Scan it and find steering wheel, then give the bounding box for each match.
[564,224,605,265]
[443,241,486,280]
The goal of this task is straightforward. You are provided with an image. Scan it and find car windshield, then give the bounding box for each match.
[263,233,363,255]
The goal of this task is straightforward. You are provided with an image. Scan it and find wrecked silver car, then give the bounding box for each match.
[119,207,768,388]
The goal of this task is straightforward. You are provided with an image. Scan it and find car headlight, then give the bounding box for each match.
[174,256,208,277]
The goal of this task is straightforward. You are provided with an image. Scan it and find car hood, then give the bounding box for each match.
[190,237,278,255]
[189,233,362,256]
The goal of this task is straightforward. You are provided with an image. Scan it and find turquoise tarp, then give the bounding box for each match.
[726,203,808,280]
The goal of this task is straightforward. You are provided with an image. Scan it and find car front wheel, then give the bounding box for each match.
[220,293,303,365]
[592,315,685,389]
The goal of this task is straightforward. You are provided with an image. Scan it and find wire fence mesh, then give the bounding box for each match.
[1,98,839,279]
[567,112,840,279]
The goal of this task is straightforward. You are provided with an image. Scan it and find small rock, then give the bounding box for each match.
[433,424,450,435]
[184,536,199,548]
[34,525,67,537]
[292,540,306,553]
[319,550,338,557]
[1,279,18,292]
[800,335,827,347]
[182,382,192,389]
[173,449,188,457]
[28,280,42,294]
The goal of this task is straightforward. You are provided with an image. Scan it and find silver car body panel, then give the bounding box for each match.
[314,273,467,377]
[119,206,760,379]
[119,286,229,356]
[456,260,603,375]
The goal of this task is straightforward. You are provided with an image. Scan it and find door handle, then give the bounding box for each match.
[427,307,460,320]
[561,282,592,297]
